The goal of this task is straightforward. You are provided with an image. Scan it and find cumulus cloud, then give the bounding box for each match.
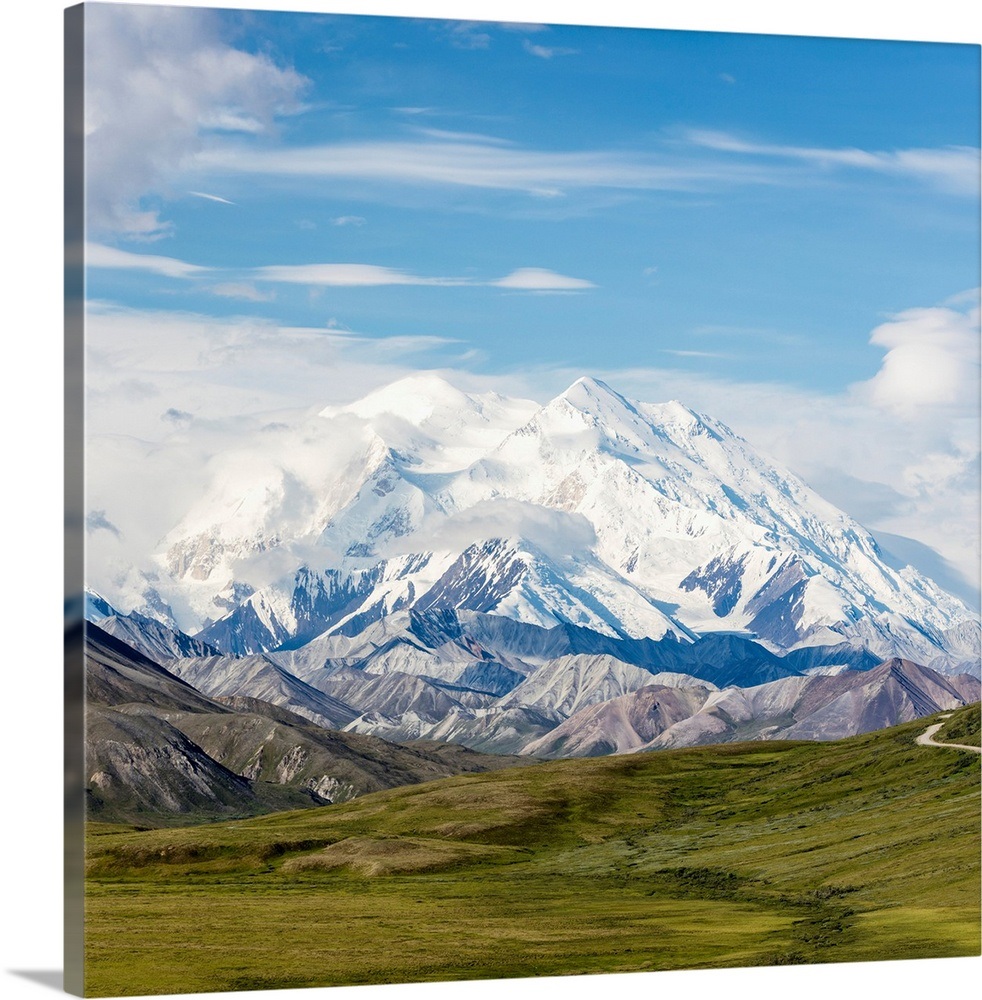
[859,302,981,418]
[84,4,308,237]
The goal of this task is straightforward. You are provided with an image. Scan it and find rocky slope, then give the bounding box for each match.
[84,626,532,824]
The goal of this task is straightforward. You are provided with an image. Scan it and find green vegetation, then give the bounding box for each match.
[84,712,980,996]
[937,701,981,747]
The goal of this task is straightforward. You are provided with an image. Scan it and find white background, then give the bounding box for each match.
[3,2,980,1000]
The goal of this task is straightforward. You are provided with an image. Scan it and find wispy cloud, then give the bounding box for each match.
[523,40,578,59]
[162,408,194,425]
[254,263,457,286]
[85,242,207,278]
[85,244,593,292]
[661,349,731,359]
[411,127,515,146]
[255,263,595,290]
[208,282,276,302]
[188,190,236,205]
[690,323,807,347]
[195,138,767,197]
[445,22,491,50]
[331,215,366,226]
[686,129,980,196]
[86,510,121,538]
[492,268,595,290]
[194,128,979,203]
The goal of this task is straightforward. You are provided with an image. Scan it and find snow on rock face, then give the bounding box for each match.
[106,374,976,666]
[320,372,539,474]
[440,376,973,655]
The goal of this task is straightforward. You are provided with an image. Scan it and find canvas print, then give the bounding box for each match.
[66,2,981,996]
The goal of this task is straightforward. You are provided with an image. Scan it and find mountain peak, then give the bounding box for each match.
[556,376,642,421]
[561,375,627,403]
[321,372,471,424]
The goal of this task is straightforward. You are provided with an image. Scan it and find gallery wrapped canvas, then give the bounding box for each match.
[64,2,980,997]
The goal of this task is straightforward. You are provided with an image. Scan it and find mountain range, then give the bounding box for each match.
[84,374,980,792]
[83,623,530,824]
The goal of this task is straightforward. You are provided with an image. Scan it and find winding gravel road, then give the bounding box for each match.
[915,715,981,754]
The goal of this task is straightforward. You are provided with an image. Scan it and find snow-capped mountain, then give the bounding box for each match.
[439,377,969,657]
[93,374,978,673]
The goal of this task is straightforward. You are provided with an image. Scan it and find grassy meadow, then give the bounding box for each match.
[84,706,981,996]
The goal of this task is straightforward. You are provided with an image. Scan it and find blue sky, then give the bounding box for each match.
[80,3,981,602]
[85,8,979,392]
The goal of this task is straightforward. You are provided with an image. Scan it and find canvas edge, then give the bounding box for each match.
[64,3,86,996]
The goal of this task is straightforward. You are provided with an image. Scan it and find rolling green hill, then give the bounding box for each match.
[84,707,981,996]
[937,701,981,747]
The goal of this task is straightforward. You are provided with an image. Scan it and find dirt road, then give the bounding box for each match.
[915,716,981,754]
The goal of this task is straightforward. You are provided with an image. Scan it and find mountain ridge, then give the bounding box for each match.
[83,374,979,762]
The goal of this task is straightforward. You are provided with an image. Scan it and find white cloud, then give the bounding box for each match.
[84,244,595,292]
[332,215,366,226]
[194,137,771,196]
[445,22,492,50]
[188,190,236,205]
[380,499,597,564]
[686,129,980,196]
[208,282,277,302]
[255,262,595,289]
[411,127,515,146]
[661,349,730,359]
[859,301,981,417]
[492,268,595,290]
[85,242,206,278]
[254,263,465,286]
[82,291,980,610]
[83,303,460,603]
[192,128,978,202]
[522,40,578,58]
[83,302,456,437]
[84,4,308,237]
